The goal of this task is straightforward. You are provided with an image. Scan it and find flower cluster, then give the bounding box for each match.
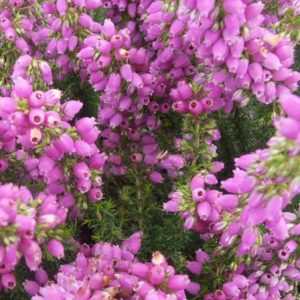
[0,2,107,287]
[180,1,299,108]
[0,183,67,290]
[166,91,300,298]
[164,172,221,233]
[32,232,193,299]
[0,77,106,207]
[188,224,299,299]
[73,0,300,185]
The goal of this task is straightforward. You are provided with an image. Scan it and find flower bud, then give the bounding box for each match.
[2,273,16,290]
[168,274,190,291]
[46,239,64,259]
[197,201,211,221]
[29,109,45,126]
[23,280,39,296]
[61,101,83,122]
[88,188,103,202]
[13,77,33,98]
[34,267,48,285]
[149,171,164,184]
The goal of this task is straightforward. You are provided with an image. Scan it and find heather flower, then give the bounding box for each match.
[23,280,40,296]
[13,76,33,98]
[62,101,83,120]
[88,188,103,202]
[2,273,16,290]
[149,171,164,183]
[46,240,64,259]
[34,267,48,285]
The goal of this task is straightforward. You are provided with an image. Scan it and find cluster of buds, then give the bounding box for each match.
[32,232,194,299]
[189,228,299,299]
[0,183,67,292]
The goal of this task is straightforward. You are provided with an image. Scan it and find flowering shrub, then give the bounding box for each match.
[0,0,299,299]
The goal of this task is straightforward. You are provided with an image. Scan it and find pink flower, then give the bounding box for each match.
[46,239,64,259]
[62,101,83,120]
[13,77,32,98]
[149,171,164,184]
[56,0,67,16]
